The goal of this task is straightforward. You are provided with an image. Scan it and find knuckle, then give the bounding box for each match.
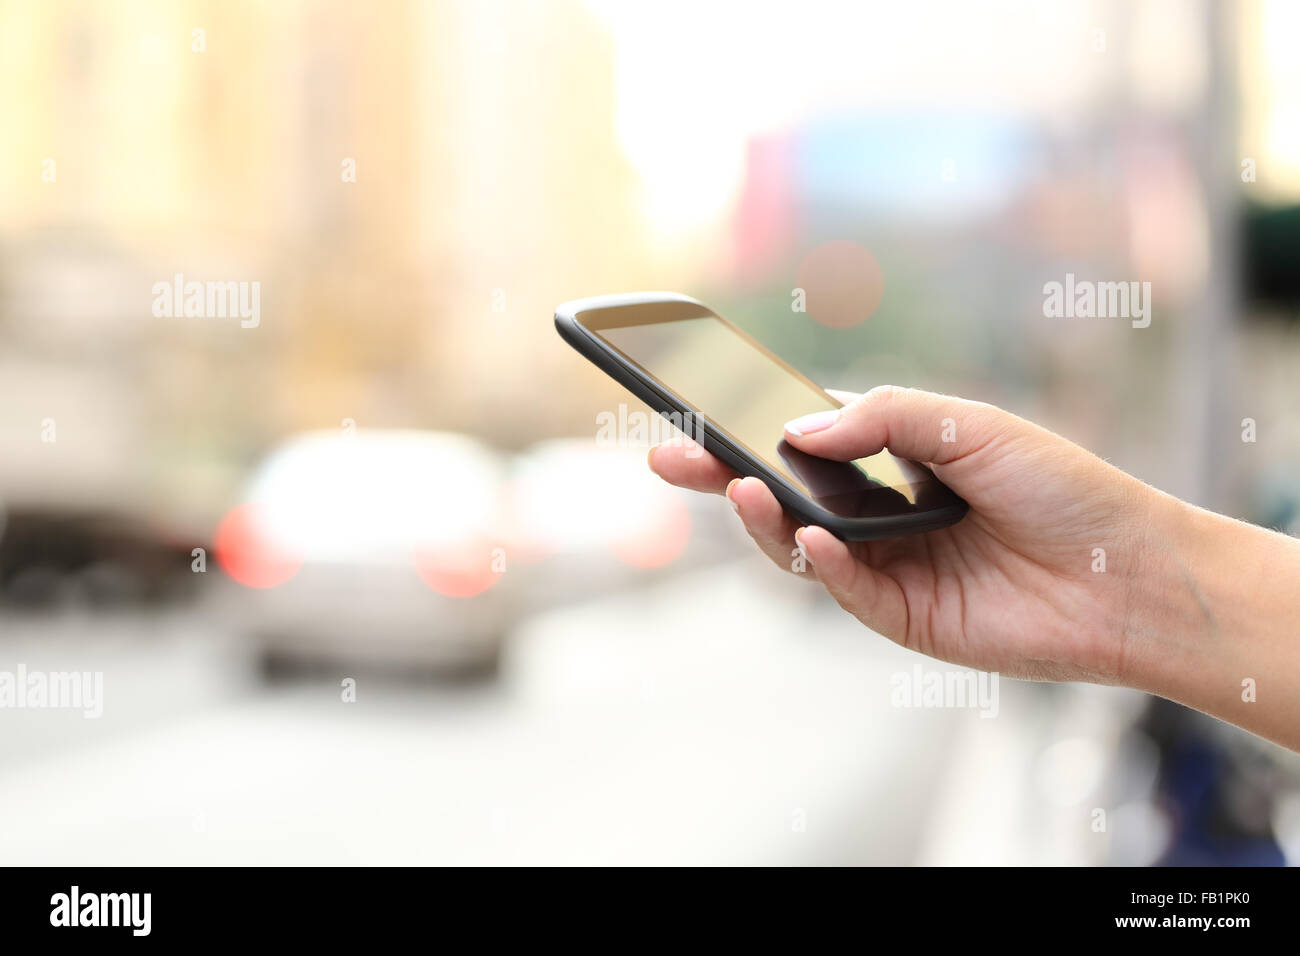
[855,384,909,417]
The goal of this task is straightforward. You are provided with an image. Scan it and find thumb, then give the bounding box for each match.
[784,385,1014,465]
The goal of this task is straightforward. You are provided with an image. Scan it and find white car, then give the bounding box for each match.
[213,430,511,677]
[505,438,738,610]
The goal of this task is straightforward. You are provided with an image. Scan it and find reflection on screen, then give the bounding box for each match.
[597,315,935,511]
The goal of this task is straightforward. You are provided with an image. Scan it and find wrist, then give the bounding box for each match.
[1128,490,1300,749]
[1116,490,1214,698]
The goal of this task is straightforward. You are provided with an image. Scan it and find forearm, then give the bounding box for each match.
[1130,492,1300,750]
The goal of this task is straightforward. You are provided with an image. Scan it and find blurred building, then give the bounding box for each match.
[0,0,651,533]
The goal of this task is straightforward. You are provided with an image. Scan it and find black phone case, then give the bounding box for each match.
[555,301,968,541]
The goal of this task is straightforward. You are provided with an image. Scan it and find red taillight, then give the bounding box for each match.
[611,496,691,569]
[214,503,302,589]
[412,542,503,598]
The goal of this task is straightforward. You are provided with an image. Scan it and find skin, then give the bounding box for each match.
[648,385,1300,752]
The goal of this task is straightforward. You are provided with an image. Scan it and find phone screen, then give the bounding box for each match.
[589,310,955,517]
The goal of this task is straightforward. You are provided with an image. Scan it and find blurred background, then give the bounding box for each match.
[2,0,1299,865]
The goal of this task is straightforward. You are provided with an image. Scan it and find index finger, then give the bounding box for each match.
[647,440,737,495]
[647,387,859,494]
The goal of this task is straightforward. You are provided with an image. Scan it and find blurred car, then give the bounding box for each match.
[213,430,511,678]
[504,438,741,610]
[0,503,198,609]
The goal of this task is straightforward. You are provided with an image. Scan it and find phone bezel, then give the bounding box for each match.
[555,291,968,540]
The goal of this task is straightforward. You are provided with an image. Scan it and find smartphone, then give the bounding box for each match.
[555,291,968,540]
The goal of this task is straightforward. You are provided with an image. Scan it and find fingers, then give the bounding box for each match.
[726,477,813,576]
[647,440,736,494]
[648,445,810,576]
[784,385,1015,466]
[794,525,909,639]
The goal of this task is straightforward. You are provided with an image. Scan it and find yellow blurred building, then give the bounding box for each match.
[0,0,650,525]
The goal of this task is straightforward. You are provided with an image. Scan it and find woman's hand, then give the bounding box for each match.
[649,386,1300,749]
